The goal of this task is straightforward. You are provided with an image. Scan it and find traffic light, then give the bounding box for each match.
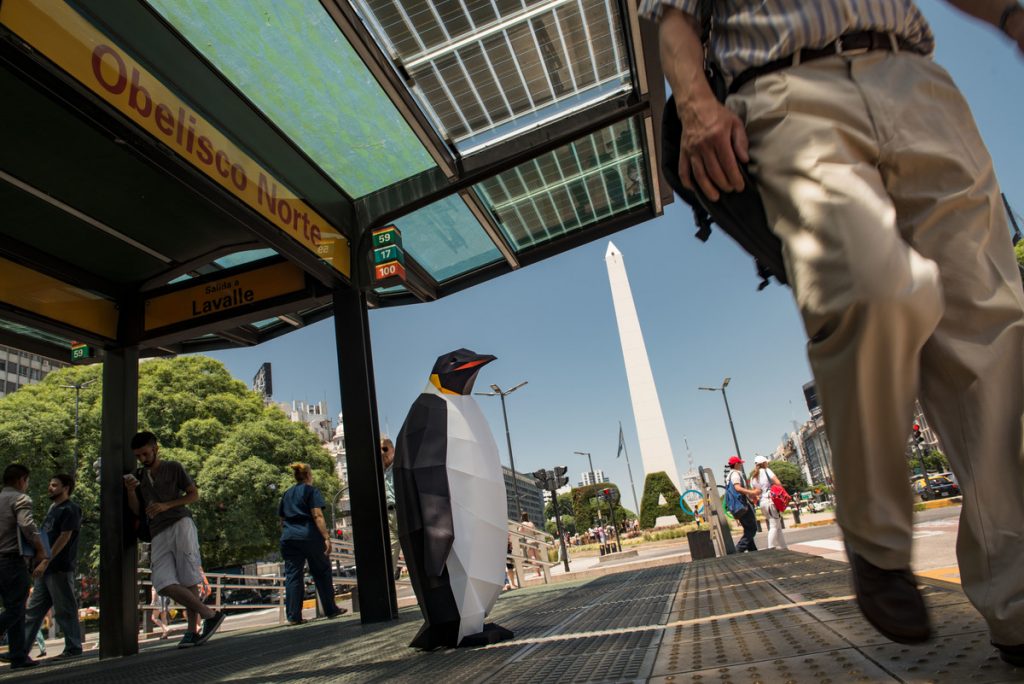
[912,423,924,446]
[532,468,549,489]
[553,465,569,489]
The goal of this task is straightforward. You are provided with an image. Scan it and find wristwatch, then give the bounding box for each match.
[1000,2,1023,35]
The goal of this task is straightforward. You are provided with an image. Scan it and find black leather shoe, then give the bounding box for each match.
[993,642,1024,667]
[845,543,932,644]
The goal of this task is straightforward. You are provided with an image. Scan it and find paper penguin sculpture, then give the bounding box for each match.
[395,348,514,649]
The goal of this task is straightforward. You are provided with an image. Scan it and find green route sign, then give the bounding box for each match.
[71,343,94,362]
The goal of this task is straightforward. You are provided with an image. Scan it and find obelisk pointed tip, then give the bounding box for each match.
[605,241,621,259]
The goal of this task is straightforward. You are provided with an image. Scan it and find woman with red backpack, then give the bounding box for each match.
[751,456,788,550]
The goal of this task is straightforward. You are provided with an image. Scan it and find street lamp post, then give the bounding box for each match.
[574,451,595,485]
[60,379,96,472]
[475,381,528,518]
[698,377,743,459]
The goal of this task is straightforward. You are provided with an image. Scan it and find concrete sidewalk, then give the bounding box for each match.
[3,550,1017,683]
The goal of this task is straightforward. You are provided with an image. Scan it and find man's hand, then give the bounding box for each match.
[678,94,750,202]
[324,538,332,557]
[123,474,139,491]
[32,557,48,579]
[146,501,169,518]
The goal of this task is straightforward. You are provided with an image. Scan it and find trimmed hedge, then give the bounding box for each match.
[639,471,691,529]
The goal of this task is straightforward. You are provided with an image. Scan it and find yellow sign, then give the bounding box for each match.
[145,261,307,331]
[0,258,118,339]
[0,0,350,276]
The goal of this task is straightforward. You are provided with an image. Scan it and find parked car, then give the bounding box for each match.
[912,475,960,500]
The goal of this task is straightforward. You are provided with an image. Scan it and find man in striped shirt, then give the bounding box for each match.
[642,0,1024,665]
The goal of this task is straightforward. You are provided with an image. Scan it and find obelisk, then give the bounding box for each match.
[605,242,682,499]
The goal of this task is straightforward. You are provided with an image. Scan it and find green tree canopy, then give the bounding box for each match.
[763,460,808,494]
[0,356,341,577]
[571,483,635,530]
[544,492,574,520]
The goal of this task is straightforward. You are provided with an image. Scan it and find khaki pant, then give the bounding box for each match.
[728,49,1024,643]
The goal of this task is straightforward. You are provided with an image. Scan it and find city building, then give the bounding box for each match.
[579,469,610,487]
[252,362,272,401]
[0,344,68,398]
[278,399,333,444]
[541,483,573,505]
[502,466,545,525]
[326,413,347,483]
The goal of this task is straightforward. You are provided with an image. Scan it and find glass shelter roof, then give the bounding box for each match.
[0,0,668,354]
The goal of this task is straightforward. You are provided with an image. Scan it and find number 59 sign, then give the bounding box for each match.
[371,226,407,286]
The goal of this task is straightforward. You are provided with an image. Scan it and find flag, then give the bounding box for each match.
[617,423,625,459]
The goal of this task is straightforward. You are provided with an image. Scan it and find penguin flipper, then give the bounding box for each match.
[395,394,455,577]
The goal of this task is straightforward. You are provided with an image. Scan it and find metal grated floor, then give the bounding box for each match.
[2,551,1020,682]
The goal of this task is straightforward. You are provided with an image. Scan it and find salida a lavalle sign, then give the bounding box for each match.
[144,262,306,331]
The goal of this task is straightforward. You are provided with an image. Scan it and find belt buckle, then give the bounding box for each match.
[835,37,869,57]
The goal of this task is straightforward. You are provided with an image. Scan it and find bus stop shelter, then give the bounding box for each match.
[0,0,670,658]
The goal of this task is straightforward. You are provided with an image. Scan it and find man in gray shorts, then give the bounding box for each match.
[125,432,224,649]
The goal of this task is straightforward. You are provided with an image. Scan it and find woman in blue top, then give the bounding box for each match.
[278,462,343,624]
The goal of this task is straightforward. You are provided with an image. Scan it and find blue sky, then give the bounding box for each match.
[208,1,1024,508]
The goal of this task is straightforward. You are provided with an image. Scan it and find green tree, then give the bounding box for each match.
[0,356,341,579]
[765,460,807,494]
[1015,240,1024,268]
[544,492,574,520]
[571,483,635,530]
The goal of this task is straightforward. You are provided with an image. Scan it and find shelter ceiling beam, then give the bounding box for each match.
[356,93,647,230]
[0,233,127,300]
[139,241,265,292]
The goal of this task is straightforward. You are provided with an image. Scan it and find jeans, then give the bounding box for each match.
[281,538,337,623]
[0,556,31,664]
[735,507,759,553]
[24,571,82,655]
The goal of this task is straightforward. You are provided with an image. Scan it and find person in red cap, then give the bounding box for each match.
[726,457,759,552]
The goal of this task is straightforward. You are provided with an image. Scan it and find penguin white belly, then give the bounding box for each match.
[442,393,507,644]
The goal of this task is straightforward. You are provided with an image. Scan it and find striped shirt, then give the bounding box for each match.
[639,0,935,79]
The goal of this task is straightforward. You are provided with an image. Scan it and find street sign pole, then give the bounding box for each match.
[548,476,571,572]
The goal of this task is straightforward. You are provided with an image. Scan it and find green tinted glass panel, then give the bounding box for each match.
[474,117,648,250]
[392,196,502,282]
[147,0,435,196]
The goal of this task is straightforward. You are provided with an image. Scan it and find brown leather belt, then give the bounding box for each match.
[729,31,919,95]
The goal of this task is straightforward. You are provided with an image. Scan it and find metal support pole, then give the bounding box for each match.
[607,497,621,552]
[550,482,570,572]
[620,438,640,518]
[73,387,80,473]
[98,344,139,658]
[499,392,523,517]
[332,287,398,622]
[720,387,743,460]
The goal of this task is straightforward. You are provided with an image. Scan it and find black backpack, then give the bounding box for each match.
[659,2,788,290]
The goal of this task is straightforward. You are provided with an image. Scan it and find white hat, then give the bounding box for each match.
[753,455,769,465]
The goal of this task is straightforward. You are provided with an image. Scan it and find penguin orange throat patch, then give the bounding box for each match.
[429,374,461,395]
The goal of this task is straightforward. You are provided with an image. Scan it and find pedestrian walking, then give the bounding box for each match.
[644,0,1024,658]
[278,462,345,625]
[750,457,787,550]
[725,457,758,553]
[125,432,224,649]
[0,464,44,669]
[380,437,402,581]
[23,473,84,659]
